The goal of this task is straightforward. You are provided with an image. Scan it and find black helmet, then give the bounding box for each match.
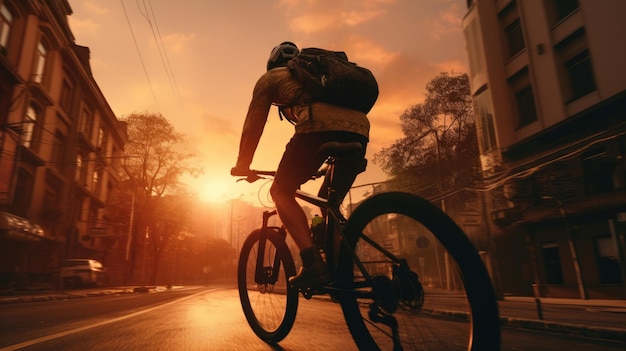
[267,41,299,71]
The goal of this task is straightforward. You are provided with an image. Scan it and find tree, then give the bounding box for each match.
[118,112,201,284]
[374,73,479,212]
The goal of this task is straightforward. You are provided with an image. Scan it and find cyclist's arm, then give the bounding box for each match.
[234,73,274,170]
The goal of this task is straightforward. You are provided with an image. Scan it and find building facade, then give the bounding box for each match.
[0,0,126,289]
[463,0,626,299]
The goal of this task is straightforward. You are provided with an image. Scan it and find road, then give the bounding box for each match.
[0,286,624,351]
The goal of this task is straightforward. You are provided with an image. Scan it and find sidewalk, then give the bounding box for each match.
[420,288,626,343]
[1,285,625,343]
[0,285,162,304]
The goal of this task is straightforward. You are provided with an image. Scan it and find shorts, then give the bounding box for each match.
[272,131,368,201]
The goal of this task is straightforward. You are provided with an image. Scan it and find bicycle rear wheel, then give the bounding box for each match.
[338,192,500,351]
[238,227,299,343]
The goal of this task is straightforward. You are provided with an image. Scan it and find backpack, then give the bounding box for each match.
[286,47,379,114]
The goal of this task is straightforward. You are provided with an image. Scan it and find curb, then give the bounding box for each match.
[419,307,626,343]
[0,288,136,305]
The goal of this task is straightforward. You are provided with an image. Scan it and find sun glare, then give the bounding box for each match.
[198,178,237,204]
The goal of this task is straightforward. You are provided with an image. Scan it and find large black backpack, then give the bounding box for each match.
[286,48,379,114]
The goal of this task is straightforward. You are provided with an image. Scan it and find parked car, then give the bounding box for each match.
[60,259,106,287]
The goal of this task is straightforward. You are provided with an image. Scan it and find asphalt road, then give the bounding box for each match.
[0,286,624,351]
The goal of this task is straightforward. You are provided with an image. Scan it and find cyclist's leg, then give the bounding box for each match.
[315,133,367,267]
[271,133,331,288]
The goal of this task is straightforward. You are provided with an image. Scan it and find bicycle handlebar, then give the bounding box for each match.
[234,168,327,183]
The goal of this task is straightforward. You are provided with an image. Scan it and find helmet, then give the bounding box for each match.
[267,41,299,71]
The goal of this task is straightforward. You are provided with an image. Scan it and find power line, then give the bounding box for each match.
[120,0,160,112]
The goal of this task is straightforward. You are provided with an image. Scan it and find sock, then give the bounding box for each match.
[300,247,319,268]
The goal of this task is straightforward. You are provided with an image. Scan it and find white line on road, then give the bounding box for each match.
[0,289,219,351]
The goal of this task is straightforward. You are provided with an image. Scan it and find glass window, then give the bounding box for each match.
[594,236,622,284]
[53,130,66,166]
[545,0,579,25]
[499,1,525,59]
[556,30,596,102]
[541,242,564,284]
[33,41,47,83]
[565,49,595,100]
[473,88,497,152]
[60,78,73,112]
[508,68,538,129]
[23,104,38,148]
[0,4,12,49]
[75,153,83,182]
[80,106,93,139]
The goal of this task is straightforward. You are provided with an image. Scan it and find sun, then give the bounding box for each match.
[197,176,238,204]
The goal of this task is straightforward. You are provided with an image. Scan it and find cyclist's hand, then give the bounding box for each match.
[230,166,252,177]
[231,166,262,183]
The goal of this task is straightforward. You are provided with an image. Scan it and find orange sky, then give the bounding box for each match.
[68,0,469,206]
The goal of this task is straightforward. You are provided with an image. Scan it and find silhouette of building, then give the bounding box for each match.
[463,0,626,299]
[0,0,126,289]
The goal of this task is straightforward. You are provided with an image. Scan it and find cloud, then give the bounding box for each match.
[83,1,108,15]
[280,0,389,34]
[162,33,195,54]
[430,3,463,40]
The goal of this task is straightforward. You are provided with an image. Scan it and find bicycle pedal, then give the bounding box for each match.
[301,288,315,299]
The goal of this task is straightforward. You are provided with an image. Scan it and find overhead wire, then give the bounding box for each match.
[136,0,186,117]
[120,0,160,112]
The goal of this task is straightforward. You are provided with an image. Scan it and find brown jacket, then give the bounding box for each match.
[236,67,370,167]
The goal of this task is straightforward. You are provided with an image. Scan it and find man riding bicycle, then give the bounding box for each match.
[231,41,369,289]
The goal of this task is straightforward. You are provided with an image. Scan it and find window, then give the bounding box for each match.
[565,49,595,100]
[582,146,615,194]
[541,242,564,284]
[0,4,12,50]
[92,170,99,189]
[80,106,93,140]
[33,41,47,83]
[499,1,525,59]
[473,88,497,152]
[594,236,622,284]
[52,130,66,166]
[508,68,538,129]
[545,0,579,25]
[23,104,39,149]
[75,153,83,182]
[505,19,525,58]
[60,78,73,112]
[556,29,596,102]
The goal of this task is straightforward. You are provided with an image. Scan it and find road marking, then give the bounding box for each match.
[0,288,220,351]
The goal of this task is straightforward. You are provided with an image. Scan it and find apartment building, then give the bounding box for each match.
[462,0,626,299]
[0,0,126,289]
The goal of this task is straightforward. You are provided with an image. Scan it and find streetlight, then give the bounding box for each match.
[541,195,588,300]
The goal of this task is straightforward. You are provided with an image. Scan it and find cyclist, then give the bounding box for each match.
[231,41,370,289]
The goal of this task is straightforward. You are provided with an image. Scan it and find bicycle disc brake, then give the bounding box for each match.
[257,266,276,294]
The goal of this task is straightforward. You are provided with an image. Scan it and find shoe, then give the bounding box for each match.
[288,260,332,289]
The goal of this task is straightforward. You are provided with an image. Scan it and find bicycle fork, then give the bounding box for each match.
[254,210,285,286]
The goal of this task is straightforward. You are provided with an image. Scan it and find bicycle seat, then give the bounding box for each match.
[317,141,364,160]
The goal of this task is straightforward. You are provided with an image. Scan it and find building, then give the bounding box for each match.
[0,0,126,289]
[463,0,626,299]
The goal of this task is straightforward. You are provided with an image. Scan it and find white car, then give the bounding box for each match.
[60,259,106,287]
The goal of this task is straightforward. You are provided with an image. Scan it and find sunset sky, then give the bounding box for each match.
[67,0,469,205]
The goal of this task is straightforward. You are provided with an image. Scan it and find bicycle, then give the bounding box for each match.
[235,141,501,350]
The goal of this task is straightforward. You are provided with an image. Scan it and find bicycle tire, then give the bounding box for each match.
[337,192,501,351]
[238,227,299,343]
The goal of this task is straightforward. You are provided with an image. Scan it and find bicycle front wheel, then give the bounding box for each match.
[338,192,500,351]
[238,227,299,343]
